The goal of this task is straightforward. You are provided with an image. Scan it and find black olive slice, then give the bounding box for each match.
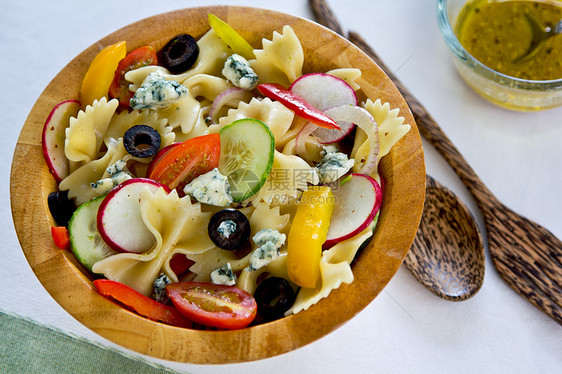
[208,209,251,251]
[123,125,161,158]
[48,190,76,227]
[159,34,199,74]
[254,277,296,322]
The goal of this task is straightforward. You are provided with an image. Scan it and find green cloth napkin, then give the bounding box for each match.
[0,310,184,373]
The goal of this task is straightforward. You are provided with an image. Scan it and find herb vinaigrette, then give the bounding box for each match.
[456,0,562,80]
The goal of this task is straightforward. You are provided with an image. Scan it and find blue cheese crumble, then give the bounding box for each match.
[315,145,355,184]
[218,219,237,238]
[222,54,259,90]
[152,273,172,303]
[130,71,189,110]
[90,159,132,194]
[183,168,233,206]
[211,263,237,286]
[249,229,286,271]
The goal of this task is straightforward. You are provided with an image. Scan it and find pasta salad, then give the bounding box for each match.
[43,14,410,329]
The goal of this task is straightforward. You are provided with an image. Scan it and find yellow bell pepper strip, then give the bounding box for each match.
[257,83,341,130]
[80,41,127,106]
[287,186,336,288]
[208,13,255,59]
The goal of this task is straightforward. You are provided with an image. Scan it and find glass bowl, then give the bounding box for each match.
[437,0,562,111]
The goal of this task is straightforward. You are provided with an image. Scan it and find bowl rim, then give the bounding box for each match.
[437,0,562,89]
[10,5,425,364]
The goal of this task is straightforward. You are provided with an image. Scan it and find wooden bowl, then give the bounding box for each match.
[10,6,425,363]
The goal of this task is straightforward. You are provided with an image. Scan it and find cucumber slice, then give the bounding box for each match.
[218,118,275,201]
[68,195,116,272]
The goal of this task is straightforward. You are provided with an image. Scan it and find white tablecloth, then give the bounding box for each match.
[1,0,561,373]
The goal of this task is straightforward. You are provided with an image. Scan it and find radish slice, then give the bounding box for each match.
[290,73,357,143]
[41,100,81,182]
[324,105,380,176]
[323,173,382,249]
[97,178,169,253]
[209,87,253,123]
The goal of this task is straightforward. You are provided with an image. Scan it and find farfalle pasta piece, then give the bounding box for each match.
[180,29,232,80]
[59,140,118,205]
[281,136,323,164]
[104,109,175,152]
[183,203,290,282]
[249,202,291,235]
[363,99,410,159]
[350,99,408,178]
[185,248,252,283]
[124,30,231,93]
[156,93,201,134]
[182,74,233,102]
[173,112,211,142]
[285,222,375,315]
[250,25,304,86]
[326,68,362,91]
[212,97,294,143]
[64,97,118,163]
[237,254,290,295]
[252,150,319,205]
[125,65,164,93]
[123,66,203,133]
[92,188,214,296]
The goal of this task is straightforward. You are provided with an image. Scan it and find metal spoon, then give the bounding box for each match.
[514,14,562,63]
[310,0,485,301]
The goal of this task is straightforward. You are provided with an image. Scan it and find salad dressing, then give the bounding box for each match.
[456,0,562,80]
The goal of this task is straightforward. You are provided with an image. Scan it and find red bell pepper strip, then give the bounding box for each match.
[51,226,70,250]
[257,83,340,130]
[92,279,192,328]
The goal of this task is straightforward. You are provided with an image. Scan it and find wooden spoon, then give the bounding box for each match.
[347,30,562,324]
[406,175,484,301]
[310,0,485,301]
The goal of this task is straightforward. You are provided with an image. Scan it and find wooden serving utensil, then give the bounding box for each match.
[311,0,562,324]
[406,175,484,301]
[310,0,484,302]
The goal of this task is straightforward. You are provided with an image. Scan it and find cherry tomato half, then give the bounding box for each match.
[145,142,180,177]
[109,46,158,107]
[147,134,220,193]
[166,281,257,330]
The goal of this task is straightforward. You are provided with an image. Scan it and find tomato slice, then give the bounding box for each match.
[166,282,257,329]
[147,134,220,192]
[93,279,192,328]
[145,142,180,177]
[109,46,158,107]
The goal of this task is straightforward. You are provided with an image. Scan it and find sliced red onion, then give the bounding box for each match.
[295,122,316,156]
[208,87,253,123]
[323,105,380,176]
